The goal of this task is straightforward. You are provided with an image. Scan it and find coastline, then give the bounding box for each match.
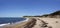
[0,18,31,28]
[0,18,29,27]
[1,17,36,28]
[0,17,60,28]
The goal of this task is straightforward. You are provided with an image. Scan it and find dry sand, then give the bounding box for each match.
[32,17,60,28]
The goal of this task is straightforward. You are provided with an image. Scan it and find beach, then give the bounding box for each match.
[0,18,36,28]
[32,17,60,28]
[0,17,60,28]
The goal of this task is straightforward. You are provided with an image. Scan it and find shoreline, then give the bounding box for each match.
[0,17,60,28]
[0,18,29,27]
[1,18,36,28]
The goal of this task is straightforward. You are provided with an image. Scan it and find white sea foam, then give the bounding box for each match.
[0,23,10,26]
[0,18,29,26]
[14,18,29,24]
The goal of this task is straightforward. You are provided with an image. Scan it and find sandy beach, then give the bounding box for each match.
[0,17,60,28]
[32,17,60,28]
[0,18,36,28]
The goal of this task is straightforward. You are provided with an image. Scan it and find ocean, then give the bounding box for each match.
[0,17,26,26]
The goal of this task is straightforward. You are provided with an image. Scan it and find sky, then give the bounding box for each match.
[0,0,60,17]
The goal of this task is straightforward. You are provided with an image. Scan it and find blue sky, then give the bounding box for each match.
[0,0,60,17]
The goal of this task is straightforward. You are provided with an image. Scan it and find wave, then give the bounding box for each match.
[13,18,29,24]
[0,18,29,26]
[0,23,10,26]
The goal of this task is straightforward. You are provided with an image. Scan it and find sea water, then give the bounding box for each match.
[0,17,26,26]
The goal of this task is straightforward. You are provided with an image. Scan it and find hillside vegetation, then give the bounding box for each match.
[23,10,60,18]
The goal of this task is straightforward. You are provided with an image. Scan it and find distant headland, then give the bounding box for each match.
[23,10,60,18]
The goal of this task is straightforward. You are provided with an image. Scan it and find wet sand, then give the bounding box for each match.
[1,18,36,28]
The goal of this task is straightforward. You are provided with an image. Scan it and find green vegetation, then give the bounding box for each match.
[23,10,60,18]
